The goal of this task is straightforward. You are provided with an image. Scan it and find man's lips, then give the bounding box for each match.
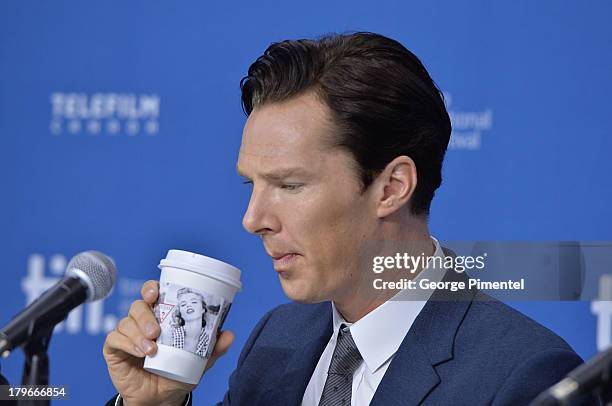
[271,253,296,260]
[271,253,299,269]
[266,247,300,261]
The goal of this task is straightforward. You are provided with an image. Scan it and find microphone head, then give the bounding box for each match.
[65,251,117,302]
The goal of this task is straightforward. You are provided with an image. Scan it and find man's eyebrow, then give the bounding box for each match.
[236,166,312,180]
[262,167,313,180]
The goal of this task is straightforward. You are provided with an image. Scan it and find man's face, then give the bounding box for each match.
[237,92,377,303]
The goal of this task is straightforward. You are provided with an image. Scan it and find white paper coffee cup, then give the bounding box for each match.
[143,249,242,384]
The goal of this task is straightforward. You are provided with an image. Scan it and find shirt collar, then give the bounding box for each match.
[330,236,445,373]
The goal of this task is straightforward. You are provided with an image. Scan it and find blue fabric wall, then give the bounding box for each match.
[1,1,611,404]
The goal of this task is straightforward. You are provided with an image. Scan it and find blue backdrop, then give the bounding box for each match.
[1,1,611,404]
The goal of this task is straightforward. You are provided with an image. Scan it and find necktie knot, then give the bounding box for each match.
[327,324,362,375]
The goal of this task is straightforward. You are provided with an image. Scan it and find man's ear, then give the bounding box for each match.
[374,155,417,218]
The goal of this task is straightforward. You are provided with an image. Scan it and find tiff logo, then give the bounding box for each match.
[49,92,160,136]
[22,254,117,334]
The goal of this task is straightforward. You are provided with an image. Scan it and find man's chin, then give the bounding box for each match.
[280,281,327,304]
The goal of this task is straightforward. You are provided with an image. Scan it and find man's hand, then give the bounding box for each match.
[103,280,235,406]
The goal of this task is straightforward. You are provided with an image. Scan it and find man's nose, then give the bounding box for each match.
[242,188,279,236]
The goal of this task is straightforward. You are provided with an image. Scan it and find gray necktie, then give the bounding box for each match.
[318,324,363,406]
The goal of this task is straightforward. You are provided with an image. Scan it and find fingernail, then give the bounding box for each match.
[134,345,145,357]
[145,322,156,337]
[141,339,154,354]
[147,288,156,297]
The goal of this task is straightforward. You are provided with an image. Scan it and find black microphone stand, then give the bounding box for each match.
[18,322,54,406]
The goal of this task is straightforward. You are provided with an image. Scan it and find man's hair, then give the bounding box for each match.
[240,32,451,216]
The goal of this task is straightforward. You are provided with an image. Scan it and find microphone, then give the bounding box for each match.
[0,251,117,356]
[530,346,612,405]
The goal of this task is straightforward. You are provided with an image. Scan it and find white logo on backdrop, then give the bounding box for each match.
[443,91,493,151]
[22,254,146,336]
[591,274,612,351]
[49,93,160,136]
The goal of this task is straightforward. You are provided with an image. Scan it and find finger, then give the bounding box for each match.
[140,280,159,305]
[212,330,234,357]
[104,329,147,359]
[128,300,160,339]
[141,280,159,305]
[117,316,157,356]
[206,330,234,370]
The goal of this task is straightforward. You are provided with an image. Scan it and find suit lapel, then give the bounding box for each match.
[260,305,333,406]
[370,328,440,406]
[371,266,476,405]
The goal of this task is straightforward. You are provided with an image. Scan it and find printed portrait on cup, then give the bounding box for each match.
[154,281,230,359]
[170,287,210,357]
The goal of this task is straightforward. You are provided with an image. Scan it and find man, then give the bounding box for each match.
[103,32,586,405]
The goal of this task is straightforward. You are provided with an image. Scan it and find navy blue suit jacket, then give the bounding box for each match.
[216,271,586,405]
[108,271,589,405]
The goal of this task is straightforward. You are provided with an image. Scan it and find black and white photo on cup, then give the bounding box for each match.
[155,283,227,359]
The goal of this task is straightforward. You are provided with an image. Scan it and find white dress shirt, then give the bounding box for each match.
[301,237,445,406]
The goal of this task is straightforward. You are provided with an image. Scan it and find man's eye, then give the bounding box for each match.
[281,184,303,191]
[242,180,253,186]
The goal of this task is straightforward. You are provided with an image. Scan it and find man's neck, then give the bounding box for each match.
[334,229,436,323]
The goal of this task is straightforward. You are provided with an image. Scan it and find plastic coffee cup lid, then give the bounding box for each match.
[159,249,242,291]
